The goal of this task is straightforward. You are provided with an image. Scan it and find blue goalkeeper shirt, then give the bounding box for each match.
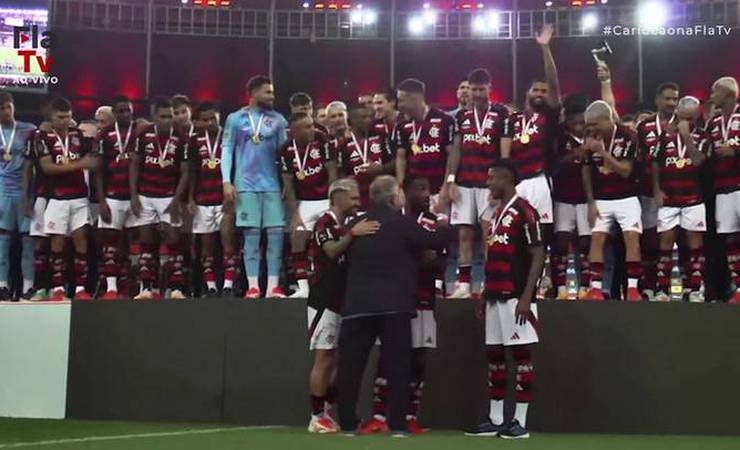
[0,120,36,198]
[221,106,287,193]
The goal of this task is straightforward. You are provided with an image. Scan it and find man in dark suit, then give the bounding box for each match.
[337,175,453,435]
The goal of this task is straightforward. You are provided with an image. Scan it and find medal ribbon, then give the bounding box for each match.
[52,130,69,162]
[520,112,539,140]
[292,139,311,177]
[491,195,519,237]
[114,121,133,157]
[248,110,265,142]
[0,121,17,157]
[205,126,222,162]
[350,132,368,164]
[153,125,174,164]
[474,106,489,139]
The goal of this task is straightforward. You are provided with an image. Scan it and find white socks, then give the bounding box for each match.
[489,399,504,426]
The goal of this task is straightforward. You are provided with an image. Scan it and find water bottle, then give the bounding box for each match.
[670,243,683,302]
[566,254,578,300]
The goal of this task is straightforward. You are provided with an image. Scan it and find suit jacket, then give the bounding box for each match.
[342,204,453,318]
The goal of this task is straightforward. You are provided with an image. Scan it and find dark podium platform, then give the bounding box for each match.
[66,300,740,435]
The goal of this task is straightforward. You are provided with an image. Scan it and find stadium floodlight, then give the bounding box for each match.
[423,2,431,9]
[638,1,668,31]
[181,0,189,4]
[363,9,377,25]
[472,10,499,35]
[582,12,599,31]
[409,15,426,35]
[350,9,363,23]
[545,1,553,7]
[423,9,438,25]
[302,1,310,8]
[601,0,608,4]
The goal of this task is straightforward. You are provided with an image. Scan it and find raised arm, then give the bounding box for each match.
[536,24,561,109]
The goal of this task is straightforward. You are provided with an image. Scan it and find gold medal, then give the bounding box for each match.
[520,134,530,145]
[2,152,11,161]
[207,159,217,170]
[252,135,261,144]
[411,143,422,155]
[476,135,487,145]
[296,170,306,181]
[675,158,685,169]
[60,155,69,165]
[159,159,168,168]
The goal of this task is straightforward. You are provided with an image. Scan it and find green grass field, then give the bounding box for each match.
[2,419,740,450]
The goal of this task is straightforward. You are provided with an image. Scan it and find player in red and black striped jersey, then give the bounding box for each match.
[306,178,379,434]
[363,176,447,435]
[469,160,544,439]
[130,98,190,300]
[635,83,679,300]
[93,95,137,300]
[395,78,456,199]
[21,99,53,301]
[280,112,338,299]
[652,97,709,303]
[581,100,642,302]
[371,88,402,157]
[37,98,100,302]
[187,102,237,298]
[337,105,393,209]
[290,92,329,136]
[707,77,740,303]
[551,94,591,300]
[446,68,508,299]
[501,25,561,234]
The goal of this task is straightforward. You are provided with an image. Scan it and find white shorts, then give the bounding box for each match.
[716,191,740,234]
[411,309,437,349]
[308,306,341,351]
[554,202,591,236]
[192,204,224,234]
[640,196,658,230]
[128,196,182,228]
[592,197,642,234]
[44,198,90,236]
[98,198,136,230]
[29,197,48,237]
[658,204,707,233]
[516,174,553,224]
[299,199,330,232]
[451,186,491,225]
[485,299,540,346]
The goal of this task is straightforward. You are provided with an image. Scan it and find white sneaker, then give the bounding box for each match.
[134,289,153,300]
[448,283,471,299]
[289,288,309,299]
[688,291,704,303]
[308,415,338,434]
[642,289,655,301]
[653,291,670,302]
[169,289,186,300]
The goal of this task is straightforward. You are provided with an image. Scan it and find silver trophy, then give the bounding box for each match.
[591,40,613,64]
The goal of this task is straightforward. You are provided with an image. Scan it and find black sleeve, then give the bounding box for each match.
[403,215,452,252]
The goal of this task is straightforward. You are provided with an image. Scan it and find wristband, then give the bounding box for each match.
[446,174,456,183]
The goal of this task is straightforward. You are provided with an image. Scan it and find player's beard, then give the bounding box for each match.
[257,100,274,111]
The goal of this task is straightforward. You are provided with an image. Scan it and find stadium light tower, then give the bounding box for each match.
[582,11,598,32]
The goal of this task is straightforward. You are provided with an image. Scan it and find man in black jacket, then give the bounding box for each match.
[337,175,453,435]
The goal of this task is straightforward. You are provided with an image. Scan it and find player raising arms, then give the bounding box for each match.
[501,24,561,239]
[37,98,100,301]
[307,178,379,433]
[467,159,545,439]
[652,96,709,302]
[337,105,393,209]
[94,95,137,299]
[188,102,237,297]
[581,101,642,301]
[130,97,190,300]
[281,112,338,298]
[446,68,509,299]
[706,77,740,303]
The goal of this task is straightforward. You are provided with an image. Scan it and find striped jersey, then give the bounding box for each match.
[136,124,189,198]
[455,103,508,188]
[36,128,96,200]
[96,122,136,200]
[653,126,708,207]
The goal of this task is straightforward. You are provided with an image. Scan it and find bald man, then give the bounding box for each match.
[707,77,740,303]
[581,101,642,301]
